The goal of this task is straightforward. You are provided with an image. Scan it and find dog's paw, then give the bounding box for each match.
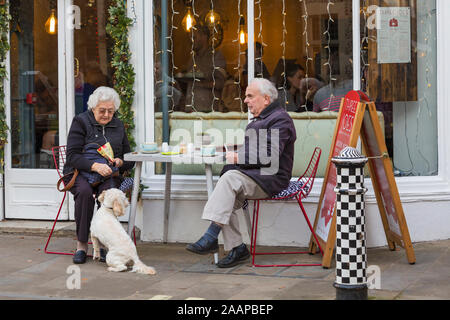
[93,252,100,261]
[147,267,157,275]
[107,265,127,272]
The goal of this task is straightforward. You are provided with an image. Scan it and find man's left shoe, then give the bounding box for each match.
[216,243,250,268]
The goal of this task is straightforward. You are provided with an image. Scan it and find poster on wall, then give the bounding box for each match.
[376,7,411,64]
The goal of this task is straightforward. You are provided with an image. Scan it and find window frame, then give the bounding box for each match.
[137,0,450,203]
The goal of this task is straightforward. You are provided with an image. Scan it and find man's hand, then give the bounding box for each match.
[91,163,112,177]
[225,152,238,164]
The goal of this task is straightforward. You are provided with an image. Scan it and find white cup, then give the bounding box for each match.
[187,143,194,154]
[161,142,169,153]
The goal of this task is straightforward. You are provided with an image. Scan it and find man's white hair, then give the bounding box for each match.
[87,86,121,111]
[249,78,278,103]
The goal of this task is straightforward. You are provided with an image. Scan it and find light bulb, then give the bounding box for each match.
[239,15,246,44]
[45,9,57,35]
[182,7,196,32]
[205,9,220,26]
[239,28,246,44]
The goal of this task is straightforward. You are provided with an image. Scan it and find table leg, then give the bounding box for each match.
[128,161,142,236]
[204,164,218,263]
[204,164,214,197]
[163,162,172,243]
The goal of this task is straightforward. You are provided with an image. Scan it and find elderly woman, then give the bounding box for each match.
[63,86,134,264]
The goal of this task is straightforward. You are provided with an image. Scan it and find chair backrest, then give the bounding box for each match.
[52,145,67,179]
[297,147,321,199]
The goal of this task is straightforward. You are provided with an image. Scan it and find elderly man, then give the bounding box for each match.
[186,78,297,268]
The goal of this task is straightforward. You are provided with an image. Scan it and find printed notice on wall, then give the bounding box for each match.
[376,7,411,64]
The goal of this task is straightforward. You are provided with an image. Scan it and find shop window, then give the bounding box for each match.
[361,0,437,176]
[153,0,354,177]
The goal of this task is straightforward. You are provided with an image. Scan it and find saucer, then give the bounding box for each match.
[141,150,159,154]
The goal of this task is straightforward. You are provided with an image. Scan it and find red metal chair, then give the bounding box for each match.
[248,147,324,267]
[44,145,135,256]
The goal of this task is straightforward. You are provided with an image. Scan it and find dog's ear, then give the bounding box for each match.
[98,191,106,204]
[113,199,124,217]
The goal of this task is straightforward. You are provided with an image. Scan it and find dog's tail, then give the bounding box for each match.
[131,259,156,275]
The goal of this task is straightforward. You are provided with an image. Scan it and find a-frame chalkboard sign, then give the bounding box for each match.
[309,90,416,268]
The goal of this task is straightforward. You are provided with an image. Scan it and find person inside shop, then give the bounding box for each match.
[313,52,353,112]
[243,41,271,80]
[220,42,270,113]
[277,63,306,112]
[63,86,135,264]
[184,24,227,113]
[154,58,183,112]
[186,78,297,268]
[299,77,324,112]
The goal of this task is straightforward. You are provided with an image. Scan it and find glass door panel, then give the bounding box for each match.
[9,0,59,169]
[73,0,113,116]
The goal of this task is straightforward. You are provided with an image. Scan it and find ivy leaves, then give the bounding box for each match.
[107,1,136,149]
[0,3,10,172]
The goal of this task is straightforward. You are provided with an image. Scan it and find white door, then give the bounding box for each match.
[5,0,70,219]
[5,0,131,221]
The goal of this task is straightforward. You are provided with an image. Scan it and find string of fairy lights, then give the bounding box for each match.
[323,0,336,111]
[232,0,245,113]
[187,0,200,114]
[413,4,435,175]
[279,0,288,109]
[299,0,312,112]
[254,0,265,78]
[209,0,219,111]
[168,0,179,112]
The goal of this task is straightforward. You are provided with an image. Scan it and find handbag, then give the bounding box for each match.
[78,143,119,186]
[57,143,119,192]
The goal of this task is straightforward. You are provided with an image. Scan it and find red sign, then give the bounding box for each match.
[316,91,361,239]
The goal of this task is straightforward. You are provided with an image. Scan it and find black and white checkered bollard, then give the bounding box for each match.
[332,147,368,300]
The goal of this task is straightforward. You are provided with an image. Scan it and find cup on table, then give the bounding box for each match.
[161,142,169,153]
[140,142,158,153]
[187,143,194,154]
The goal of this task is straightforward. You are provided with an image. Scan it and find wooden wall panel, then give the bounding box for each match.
[367,0,417,102]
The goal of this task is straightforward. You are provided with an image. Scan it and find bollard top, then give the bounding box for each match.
[332,146,368,165]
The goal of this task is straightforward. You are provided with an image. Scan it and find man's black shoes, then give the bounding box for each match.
[186,238,219,255]
[217,243,250,268]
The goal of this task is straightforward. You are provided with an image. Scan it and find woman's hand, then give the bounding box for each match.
[91,163,113,177]
[111,158,124,168]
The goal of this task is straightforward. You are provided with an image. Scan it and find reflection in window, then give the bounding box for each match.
[10,0,59,169]
[153,0,354,177]
[361,0,437,176]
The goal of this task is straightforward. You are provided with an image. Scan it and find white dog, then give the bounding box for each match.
[90,188,156,275]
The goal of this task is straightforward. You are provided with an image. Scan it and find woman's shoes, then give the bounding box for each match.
[73,250,87,264]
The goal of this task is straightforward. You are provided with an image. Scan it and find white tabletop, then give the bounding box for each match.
[124,151,226,164]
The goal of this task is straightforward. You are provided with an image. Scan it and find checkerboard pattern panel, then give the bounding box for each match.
[335,168,367,286]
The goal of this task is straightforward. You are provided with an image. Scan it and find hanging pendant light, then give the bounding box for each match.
[239,15,246,44]
[182,6,196,32]
[205,9,220,26]
[45,9,57,35]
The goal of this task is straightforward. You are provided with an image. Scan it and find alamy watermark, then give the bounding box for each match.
[66,265,81,290]
[367,265,381,290]
[169,121,281,175]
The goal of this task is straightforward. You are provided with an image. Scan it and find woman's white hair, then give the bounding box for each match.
[87,86,121,111]
[249,78,278,103]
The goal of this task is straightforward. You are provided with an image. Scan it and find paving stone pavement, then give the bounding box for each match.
[1,228,449,301]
